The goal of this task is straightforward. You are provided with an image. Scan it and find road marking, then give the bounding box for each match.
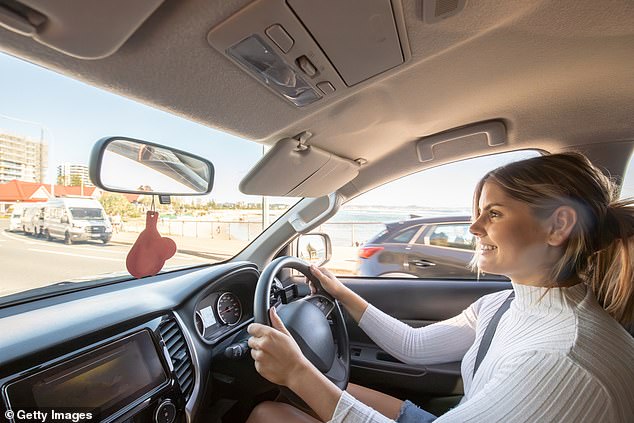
[1,231,38,244]
[43,244,201,260]
[174,254,201,261]
[27,248,201,265]
[62,245,129,255]
[28,248,123,262]
[5,231,204,262]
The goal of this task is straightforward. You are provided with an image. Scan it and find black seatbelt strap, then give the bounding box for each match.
[473,291,515,377]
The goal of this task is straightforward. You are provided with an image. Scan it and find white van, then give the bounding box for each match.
[20,204,45,236]
[43,198,112,244]
[9,204,25,232]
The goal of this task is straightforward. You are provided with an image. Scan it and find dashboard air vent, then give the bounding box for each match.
[159,318,194,399]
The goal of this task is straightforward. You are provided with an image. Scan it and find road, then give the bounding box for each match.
[0,220,208,298]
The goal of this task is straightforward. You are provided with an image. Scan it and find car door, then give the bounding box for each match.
[406,223,477,279]
[48,207,64,238]
[340,278,510,404]
[375,225,425,276]
[284,270,510,411]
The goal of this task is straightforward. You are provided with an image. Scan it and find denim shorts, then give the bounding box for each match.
[396,400,437,423]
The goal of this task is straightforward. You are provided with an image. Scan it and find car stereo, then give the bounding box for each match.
[4,330,175,422]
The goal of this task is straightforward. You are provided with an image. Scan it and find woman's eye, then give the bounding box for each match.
[488,210,500,218]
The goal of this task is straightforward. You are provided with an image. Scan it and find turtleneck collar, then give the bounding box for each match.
[510,281,587,314]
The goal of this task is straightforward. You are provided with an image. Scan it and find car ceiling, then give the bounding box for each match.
[1,0,634,192]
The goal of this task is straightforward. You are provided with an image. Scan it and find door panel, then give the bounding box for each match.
[339,278,511,400]
[286,274,511,401]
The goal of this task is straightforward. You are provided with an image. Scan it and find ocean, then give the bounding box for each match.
[152,206,471,247]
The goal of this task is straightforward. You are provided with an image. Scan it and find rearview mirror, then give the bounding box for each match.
[89,137,214,195]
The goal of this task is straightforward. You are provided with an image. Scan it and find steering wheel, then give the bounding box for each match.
[254,256,350,391]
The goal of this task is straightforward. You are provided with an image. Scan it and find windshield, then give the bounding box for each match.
[0,52,300,301]
[69,208,104,220]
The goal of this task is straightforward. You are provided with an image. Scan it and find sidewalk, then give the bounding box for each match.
[110,231,359,274]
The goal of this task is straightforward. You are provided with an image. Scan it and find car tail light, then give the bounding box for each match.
[358,246,384,259]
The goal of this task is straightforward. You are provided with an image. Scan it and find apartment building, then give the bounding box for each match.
[57,163,93,186]
[0,132,48,184]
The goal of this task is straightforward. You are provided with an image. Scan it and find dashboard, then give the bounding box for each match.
[0,262,285,423]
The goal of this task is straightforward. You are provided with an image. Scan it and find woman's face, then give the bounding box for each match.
[469,181,556,286]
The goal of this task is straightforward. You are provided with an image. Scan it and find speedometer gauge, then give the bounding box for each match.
[216,292,242,325]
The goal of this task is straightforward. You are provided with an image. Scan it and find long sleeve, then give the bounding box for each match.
[330,351,614,423]
[357,301,479,365]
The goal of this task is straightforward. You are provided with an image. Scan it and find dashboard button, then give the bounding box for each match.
[317,81,335,95]
[297,55,318,77]
[265,24,294,53]
[154,400,177,423]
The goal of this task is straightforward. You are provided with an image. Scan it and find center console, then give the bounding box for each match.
[1,317,189,423]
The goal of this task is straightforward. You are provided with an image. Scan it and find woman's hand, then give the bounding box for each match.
[249,308,344,423]
[247,307,311,387]
[309,265,345,299]
[309,265,369,323]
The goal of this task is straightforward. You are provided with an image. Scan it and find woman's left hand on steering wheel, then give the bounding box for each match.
[248,307,312,387]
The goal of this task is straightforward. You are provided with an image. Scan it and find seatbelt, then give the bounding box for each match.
[473,291,515,377]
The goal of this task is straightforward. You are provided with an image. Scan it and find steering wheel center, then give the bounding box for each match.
[277,299,336,373]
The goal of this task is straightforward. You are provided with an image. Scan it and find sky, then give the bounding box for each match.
[2,51,633,207]
[0,51,265,203]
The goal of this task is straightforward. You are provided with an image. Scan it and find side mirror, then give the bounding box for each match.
[89,136,215,196]
[296,233,331,266]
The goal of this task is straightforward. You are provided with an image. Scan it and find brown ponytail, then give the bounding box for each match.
[586,200,634,324]
[473,152,634,325]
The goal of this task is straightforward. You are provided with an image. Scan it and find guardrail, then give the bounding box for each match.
[120,219,385,247]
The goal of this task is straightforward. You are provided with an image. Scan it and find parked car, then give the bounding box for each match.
[357,216,507,280]
[43,197,113,244]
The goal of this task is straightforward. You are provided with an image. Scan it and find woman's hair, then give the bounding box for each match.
[472,152,634,325]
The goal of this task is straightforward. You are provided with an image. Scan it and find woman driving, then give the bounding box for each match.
[246,152,634,422]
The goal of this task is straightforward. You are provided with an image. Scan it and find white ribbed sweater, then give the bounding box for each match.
[330,283,634,422]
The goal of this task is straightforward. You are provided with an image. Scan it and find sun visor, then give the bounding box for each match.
[239,138,359,197]
[0,0,164,59]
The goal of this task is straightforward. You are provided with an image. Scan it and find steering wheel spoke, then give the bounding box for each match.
[303,294,336,317]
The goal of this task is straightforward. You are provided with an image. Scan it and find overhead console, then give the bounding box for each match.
[207,0,410,107]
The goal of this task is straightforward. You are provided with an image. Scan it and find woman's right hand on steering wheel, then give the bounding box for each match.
[309,265,369,323]
[309,265,345,299]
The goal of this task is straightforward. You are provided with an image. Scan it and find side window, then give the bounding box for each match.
[388,226,421,243]
[317,150,539,279]
[420,223,475,250]
[428,226,449,247]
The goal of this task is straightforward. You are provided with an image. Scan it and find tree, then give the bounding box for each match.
[99,192,140,218]
[70,174,83,186]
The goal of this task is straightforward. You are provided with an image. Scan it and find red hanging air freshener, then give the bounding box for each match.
[126,211,176,278]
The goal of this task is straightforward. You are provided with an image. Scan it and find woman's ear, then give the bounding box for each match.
[547,206,577,247]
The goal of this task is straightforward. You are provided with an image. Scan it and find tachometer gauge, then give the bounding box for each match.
[216,292,242,325]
